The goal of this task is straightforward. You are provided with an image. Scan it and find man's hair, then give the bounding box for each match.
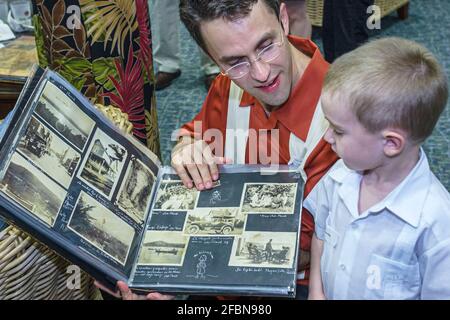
[180,0,280,54]
[323,37,448,144]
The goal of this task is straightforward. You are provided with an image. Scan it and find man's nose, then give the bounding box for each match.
[250,59,270,83]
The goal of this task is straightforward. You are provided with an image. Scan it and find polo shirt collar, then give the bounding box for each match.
[331,149,431,227]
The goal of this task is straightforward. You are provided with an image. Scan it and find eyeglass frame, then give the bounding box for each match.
[220,29,286,80]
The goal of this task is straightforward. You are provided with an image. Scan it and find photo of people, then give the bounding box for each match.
[137,231,188,266]
[68,192,135,265]
[183,208,246,236]
[34,81,95,151]
[117,158,156,224]
[153,181,199,211]
[17,116,80,189]
[240,183,297,214]
[78,129,127,199]
[229,231,297,268]
[0,152,66,226]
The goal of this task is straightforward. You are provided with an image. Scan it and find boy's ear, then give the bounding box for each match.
[279,2,290,36]
[382,129,407,157]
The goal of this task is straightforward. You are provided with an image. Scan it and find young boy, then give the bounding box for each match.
[305,37,450,299]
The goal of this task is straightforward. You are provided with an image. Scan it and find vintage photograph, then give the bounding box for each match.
[34,81,95,151]
[137,231,188,266]
[78,129,127,198]
[240,183,298,214]
[183,208,246,236]
[229,231,297,268]
[153,181,199,211]
[68,192,135,265]
[0,152,66,226]
[17,116,81,189]
[117,158,156,224]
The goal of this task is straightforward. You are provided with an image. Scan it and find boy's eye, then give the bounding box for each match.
[333,129,343,136]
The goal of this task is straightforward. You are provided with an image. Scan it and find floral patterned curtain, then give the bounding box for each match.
[31,0,161,157]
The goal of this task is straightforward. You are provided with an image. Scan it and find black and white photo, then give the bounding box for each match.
[117,158,156,224]
[229,231,297,268]
[0,152,66,226]
[78,129,127,198]
[68,192,135,265]
[240,183,297,214]
[183,208,246,236]
[137,231,188,266]
[153,181,199,211]
[34,81,95,150]
[18,116,80,189]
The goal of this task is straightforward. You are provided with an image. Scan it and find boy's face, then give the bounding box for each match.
[321,93,386,171]
[200,1,294,111]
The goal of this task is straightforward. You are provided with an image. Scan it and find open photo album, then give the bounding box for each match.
[0,67,304,297]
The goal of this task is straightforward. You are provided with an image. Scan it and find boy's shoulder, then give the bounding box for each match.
[421,172,450,221]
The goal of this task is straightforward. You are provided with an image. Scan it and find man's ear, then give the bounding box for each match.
[382,129,407,157]
[279,2,290,36]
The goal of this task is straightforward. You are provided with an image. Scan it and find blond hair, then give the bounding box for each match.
[323,37,448,144]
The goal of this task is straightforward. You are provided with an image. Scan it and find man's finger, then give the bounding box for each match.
[171,160,193,188]
[185,162,204,190]
[94,280,121,299]
[147,292,175,300]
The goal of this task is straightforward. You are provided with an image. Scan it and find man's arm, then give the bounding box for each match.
[308,233,326,300]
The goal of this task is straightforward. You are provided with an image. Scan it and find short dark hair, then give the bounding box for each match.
[180,0,280,54]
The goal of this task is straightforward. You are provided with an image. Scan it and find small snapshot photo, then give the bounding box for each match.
[17,116,81,189]
[240,183,297,214]
[117,158,156,224]
[229,231,297,268]
[68,192,135,265]
[183,208,246,236]
[34,81,95,151]
[153,181,199,211]
[0,152,66,226]
[137,231,188,266]
[78,129,127,198]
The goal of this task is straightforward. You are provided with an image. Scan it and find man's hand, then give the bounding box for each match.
[171,136,232,190]
[94,280,175,300]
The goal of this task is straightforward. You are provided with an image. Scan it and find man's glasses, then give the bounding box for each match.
[221,31,285,80]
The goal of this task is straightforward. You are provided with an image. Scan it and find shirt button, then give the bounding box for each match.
[340,264,346,271]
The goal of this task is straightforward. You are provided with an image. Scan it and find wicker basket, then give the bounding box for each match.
[0,104,133,300]
[307,0,410,27]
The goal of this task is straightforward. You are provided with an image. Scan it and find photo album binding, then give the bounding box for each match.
[0,67,304,297]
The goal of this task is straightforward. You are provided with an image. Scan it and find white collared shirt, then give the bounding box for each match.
[304,150,450,299]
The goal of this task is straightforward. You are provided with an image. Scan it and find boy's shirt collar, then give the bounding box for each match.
[329,149,431,228]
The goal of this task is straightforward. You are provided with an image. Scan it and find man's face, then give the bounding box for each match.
[200,1,293,110]
[321,92,385,172]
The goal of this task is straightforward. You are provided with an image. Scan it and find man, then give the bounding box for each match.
[172,0,338,299]
[103,0,338,300]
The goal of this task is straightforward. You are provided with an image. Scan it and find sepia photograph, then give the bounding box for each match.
[229,231,297,268]
[68,192,135,265]
[153,181,199,211]
[117,158,156,224]
[183,208,246,236]
[0,152,66,226]
[78,129,127,199]
[34,81,95,151]
[240,183,298,214]
[17,116,81,189]
[137,231,188,266]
